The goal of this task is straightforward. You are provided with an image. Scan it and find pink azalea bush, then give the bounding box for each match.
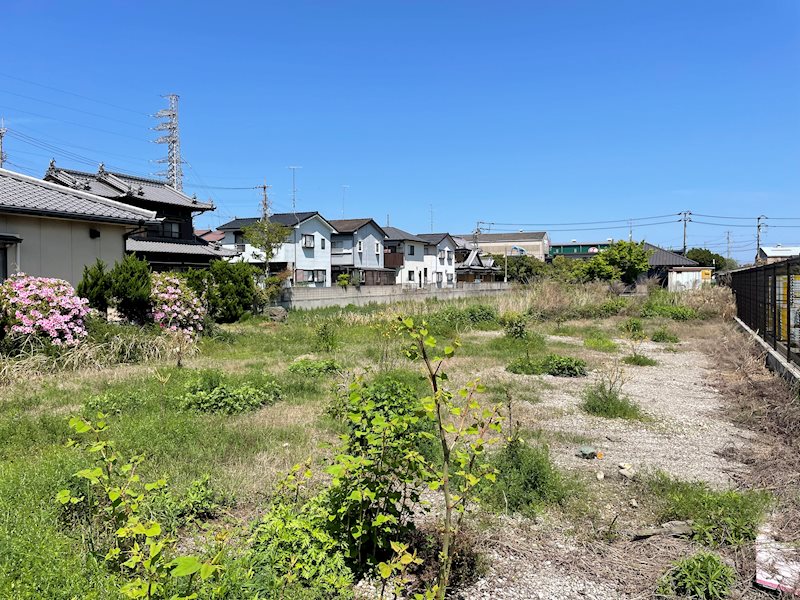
[0,273,89,346]
[150,273,205,337]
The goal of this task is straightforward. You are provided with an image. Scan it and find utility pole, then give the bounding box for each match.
[756,215,767,261]
[386,213,390,227]
[153,94,183,190]
[628,220,633,242]
[288,166,301,211]
[681,210,692,255]
[341,185,349,218]
[0,117,6,169]
[430,204,434,233]
[259,178,272,220]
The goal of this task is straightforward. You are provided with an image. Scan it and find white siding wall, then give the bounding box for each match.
[0,214,129,287]
[396,240,425,287]
[423,239,457,287]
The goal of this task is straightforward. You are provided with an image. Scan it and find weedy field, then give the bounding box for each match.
[0,282,795,599]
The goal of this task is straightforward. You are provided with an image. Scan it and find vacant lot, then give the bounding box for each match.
[0,283,795,599]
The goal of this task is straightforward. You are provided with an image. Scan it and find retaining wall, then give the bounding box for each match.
[278,282,511,310]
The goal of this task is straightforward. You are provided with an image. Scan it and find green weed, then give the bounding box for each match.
[651,327,679,343]
[507,354,587,377]
[656,551,735,600]
[623,354,658,366]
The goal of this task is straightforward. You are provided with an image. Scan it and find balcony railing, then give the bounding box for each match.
[384,253,404,268]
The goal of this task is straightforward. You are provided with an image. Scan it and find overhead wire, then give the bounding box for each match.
[0,89,147,129]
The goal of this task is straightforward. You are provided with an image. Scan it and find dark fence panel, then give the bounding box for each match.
[729,257,800,367]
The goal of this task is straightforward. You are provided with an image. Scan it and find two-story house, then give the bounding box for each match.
[416,233,457,288]
[383,227,427,287]
[45,162,234,270]
[218,212,336,287]
[328,218,393,285]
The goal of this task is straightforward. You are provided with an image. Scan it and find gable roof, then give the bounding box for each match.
[329,218,387,237]
[416,233,456,246]
[383,226,427,243]
[127,239,238,257]
[460,231,548,243]
[195,229,225,243]
[218,212,337,232]
[644,242,698,267]
[759,246,800,258]
[45,164,214,211]
[0,167,159,226]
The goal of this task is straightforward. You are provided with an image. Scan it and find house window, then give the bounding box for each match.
[315,269,326,282]
[162,221,180,239]
[357,240,363,252]
[375,242,381,254]
[436,272,443,283]
[332,240,343,249]
[360,270,366,283]
[447,273,454,282]
[407,244,415,256]
[408,270,415,282]
[301,234,315,248]
[321,238,326,249]
[305,270,316,281]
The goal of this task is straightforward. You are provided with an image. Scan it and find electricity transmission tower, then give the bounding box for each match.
[154,94,183,190]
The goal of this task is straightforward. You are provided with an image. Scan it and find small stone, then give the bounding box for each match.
[577,446,597,459]
[596,471,605,481]
[629,498,639,508]
[619,468,636,479]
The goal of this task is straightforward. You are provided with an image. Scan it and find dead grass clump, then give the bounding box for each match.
[681,286,736,320]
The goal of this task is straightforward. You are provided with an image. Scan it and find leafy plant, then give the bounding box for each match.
[110,255,152,324]
[651,327,679,344]
[399,317,503,599]
[507,354,587,377]
[647,472,770,546]
[482,438,567,516]
[185,260,257,323]
[656,551,735,600]
[242,219,291,276]
[623,353,658,366]
[314,321,338,352]
[337,273,350,289]
[501,312,527,340]
[583,329,618,352]
[620,317,644,337]
[150,273,205,338]
[56,414,222,598]
[77,259,112,314]
[581,365,644,420]
[288,358,341,376]
[180,380,282,414]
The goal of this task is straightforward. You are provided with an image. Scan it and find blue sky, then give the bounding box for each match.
[2,1,799,262]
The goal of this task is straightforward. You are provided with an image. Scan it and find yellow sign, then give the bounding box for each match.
[701,269,712,281]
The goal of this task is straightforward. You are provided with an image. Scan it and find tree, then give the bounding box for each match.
[597,241,652,284]
[492,254,548,283]
[77,259,112,314]
[109,255,151,323]
[242,220,290,275]
[686,247,735,271]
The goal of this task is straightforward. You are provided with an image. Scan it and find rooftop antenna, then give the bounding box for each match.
[153,94,183,190]
[0,117,6,169]
[341,184,349,218]
[288,166,302,211]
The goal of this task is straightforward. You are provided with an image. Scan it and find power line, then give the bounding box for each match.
[486,219,680,233]
[0,104,150,142]
[482,213,679,228]
[0,89,146,129]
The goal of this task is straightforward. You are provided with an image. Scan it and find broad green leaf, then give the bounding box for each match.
[378,562,393,579]
[170,555,202,578]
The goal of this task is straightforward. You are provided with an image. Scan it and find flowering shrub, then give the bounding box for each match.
[150,273,205,337]
[0,273,89,346]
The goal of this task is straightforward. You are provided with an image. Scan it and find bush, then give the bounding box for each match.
[185,261,257,323]
[482,438,567,516]
[314,321,338,352]
[249,499,353,598]
[180,375,283,414]
[0,273,89,347]
[641,291,699,321]
[77,259,112,313]
[501,312,527,339]
[620,317,644,337]
[582,377,644,420]
[623,354,658,366]
[647,472,770,546]
[651,327,679,343]
[507,354,587,377]
[464,303,497,325]
[110,255,151,323]
[656,552,735,600]
[288,358,342,376]
[579,297,629,318]
[150,273,206,337]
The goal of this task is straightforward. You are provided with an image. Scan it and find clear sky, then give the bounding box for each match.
[2,1,799,263]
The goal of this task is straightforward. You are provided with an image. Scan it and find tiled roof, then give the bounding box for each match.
[46,166,214,211]
[329,218,386,237]
[218,212,333,231]
[0,167,158,225]
[383,226,427,243]
[460,231,548,243]
[644,243,698,267]
[126,239,238,257]
[416,233,455,246]
[195,229,226,243]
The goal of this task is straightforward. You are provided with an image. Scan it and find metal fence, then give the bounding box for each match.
[728,257,800,367]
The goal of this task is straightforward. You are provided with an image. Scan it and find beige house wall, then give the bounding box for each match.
[0,213,130,286]
[478,240,547,261]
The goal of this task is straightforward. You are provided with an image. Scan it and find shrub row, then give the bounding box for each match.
[507,354,587,377]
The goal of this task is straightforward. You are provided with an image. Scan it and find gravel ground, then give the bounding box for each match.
[448,333,761,599]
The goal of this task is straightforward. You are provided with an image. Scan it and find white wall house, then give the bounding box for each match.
[218,212,336,287]
[417,233,457,288]
[383,227,427,287]
[328,218,394,285]
[0,168,158,286]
